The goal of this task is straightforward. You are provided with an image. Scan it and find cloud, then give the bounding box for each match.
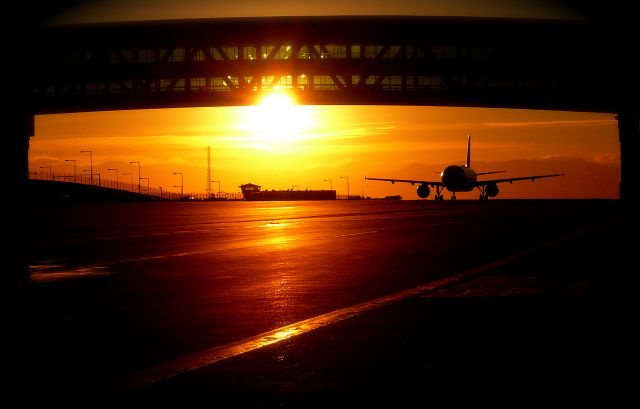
[311,123,396,140]
[214,122,397,151]
[590,153,620,165]
[297,157,356,171]
[536,154,621,166]
[483,119,616,128]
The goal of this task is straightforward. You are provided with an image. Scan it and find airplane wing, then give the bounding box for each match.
[476,170,506,176]
[475,173,563,186]
[365,177,443,187]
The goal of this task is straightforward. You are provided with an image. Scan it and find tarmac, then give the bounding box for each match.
[4,200,636,407]
[114,219,635,407]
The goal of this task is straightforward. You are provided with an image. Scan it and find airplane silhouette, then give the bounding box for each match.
[366,135,563,200]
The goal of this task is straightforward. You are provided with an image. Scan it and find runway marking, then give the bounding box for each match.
[114,220,618,393]
[29,266,112,282]
[331,230,378,238]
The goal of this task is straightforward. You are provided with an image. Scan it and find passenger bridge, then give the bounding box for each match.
[34,17,628,113]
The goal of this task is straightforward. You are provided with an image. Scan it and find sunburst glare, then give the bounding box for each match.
[239,92,316,147]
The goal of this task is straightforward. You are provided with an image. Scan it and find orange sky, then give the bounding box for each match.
[31,102,620,199]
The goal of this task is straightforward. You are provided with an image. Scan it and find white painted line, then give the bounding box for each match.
[113,220,617,393]
[331,230,378,238]
[29,266,112,282]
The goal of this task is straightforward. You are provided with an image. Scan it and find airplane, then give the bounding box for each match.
[365,135,563,200]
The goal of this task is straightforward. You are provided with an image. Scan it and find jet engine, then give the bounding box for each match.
[417,184,431,198]
[486,183,499,197]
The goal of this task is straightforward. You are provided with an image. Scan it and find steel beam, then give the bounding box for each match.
[33,17,624,114]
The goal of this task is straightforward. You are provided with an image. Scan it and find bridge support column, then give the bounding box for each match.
[618,110,639,206]
[7,111,33,196]
[3,110,33,284]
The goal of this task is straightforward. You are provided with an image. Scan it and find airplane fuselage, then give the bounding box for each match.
[441,165,477,192]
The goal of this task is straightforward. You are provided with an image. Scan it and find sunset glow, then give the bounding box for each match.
[31,106,620,199]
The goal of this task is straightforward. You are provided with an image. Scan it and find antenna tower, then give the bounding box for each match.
[207,146,211,196]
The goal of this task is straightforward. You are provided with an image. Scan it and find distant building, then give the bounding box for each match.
[239,183,261,195]
[239,183,336,201]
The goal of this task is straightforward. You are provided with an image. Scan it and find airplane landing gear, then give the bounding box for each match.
[477,186,489,201]
[434,186,444,201]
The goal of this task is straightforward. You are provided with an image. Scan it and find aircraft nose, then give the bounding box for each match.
[441,165,465,188]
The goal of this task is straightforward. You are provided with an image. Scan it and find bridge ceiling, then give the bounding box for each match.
[33,16,635,114]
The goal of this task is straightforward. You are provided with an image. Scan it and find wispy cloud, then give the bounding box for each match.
[590,153,620,165]
[215,122,397,149]
[311,123,396,140]
[483,119,616,128]
[535,154,620,165]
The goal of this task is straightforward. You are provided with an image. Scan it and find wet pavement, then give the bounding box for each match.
[4,200,634,406]
[119,219,634,406]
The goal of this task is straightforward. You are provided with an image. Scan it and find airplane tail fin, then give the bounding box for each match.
[466,134,471,168]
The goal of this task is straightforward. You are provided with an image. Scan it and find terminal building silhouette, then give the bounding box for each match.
[240,183,336,200]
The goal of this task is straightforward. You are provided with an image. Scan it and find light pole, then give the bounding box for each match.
[173,172,184,197]
[140,177,150,194]
[82,169,100,186]
[129,161,141,194]
[122,172,133,192]
[159,186,163,198]
[65,159,77,183]
[323,179,333,190]
[39,166,52,180]
[340,176,350,199]
[107,168,119,189]
[80,150,93,185]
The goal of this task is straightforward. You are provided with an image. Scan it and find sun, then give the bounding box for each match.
[241,92,315,146]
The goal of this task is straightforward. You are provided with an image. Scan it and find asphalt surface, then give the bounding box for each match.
[4,200,634,406]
